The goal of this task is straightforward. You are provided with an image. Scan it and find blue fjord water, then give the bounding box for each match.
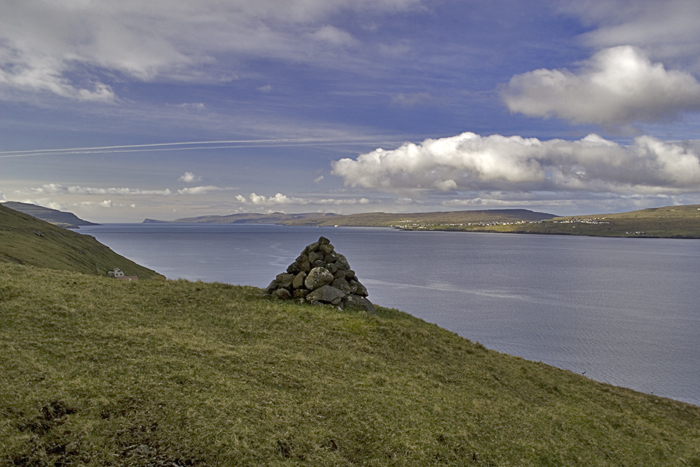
[79,223,700,406]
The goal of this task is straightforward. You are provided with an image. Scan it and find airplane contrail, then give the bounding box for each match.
[0,137,397,159]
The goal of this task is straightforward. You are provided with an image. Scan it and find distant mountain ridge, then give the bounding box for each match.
[144,209,555,226]
[142,205,700,238]
[144,212,339,224]
[2,201,98,228]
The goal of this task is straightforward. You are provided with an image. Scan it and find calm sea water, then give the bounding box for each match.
[79,223,700,406]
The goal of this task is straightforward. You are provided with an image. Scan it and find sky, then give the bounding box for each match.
[2,0,700,222]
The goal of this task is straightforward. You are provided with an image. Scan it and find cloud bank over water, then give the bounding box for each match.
[332,132,700,195]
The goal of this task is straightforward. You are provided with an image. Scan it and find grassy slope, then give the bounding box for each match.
[1,263,698,466]
[478,204,700,238]
[0,204,162,279]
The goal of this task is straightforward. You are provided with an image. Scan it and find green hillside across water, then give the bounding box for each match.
[0,204,162,279]
[306,205,700,239]
[1,262,699,466]
[153,204,700,239]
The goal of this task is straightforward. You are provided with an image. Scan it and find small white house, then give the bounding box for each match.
[108,268,125,278]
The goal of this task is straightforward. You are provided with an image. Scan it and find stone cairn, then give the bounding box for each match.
[265,236,375,313]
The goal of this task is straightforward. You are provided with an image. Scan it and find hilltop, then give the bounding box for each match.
[285,205,699,239]
[145,212,339,224]
[2,201,98,229]
[1,262,699,466]
[453,204,700,238]
[280,209,556,227]
[145,209,555,227]
[0,203,162,279]
[144,205,700,238]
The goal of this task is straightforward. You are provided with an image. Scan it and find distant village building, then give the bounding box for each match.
[108,268,138,281]
[108,268,125,278]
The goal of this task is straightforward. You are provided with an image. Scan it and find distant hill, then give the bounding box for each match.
[280,208,557,227]
[277,205,700,239]
[0,203,162,279]
[2,201,98,228]
[145,209,555,227]
[145,212,339,224]
[456,204,700,238]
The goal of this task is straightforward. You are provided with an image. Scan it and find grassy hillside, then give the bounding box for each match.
[281,209,555,228]
[2,201,98,228]
[464,204,700,238]
[0,204,162,279]
[339,205,700,239]
[1,262,698,466]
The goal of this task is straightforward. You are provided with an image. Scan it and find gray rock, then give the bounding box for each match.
[325,252,338,262]
[306,285,346,305]
[334,270,348,280]
[343,294,376,313]
[318,236,331,245]
[305,241,320,253]
[293,288,310,299]
[305,267,334,290]
[332,277,353,294]
[319,243,334,255]
[349,280,368,297]
[276,273,295,288]
[274,288,292,300]
[292,271,307,289]
[335,254,350,271]
[309,250,324,264]
[264,280,278,294]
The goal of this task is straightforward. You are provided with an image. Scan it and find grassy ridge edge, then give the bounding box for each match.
[0,204,162,279]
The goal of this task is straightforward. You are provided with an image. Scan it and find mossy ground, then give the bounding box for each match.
[1,263,699,466]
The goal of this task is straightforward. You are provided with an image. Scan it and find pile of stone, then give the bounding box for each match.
[265,236,375,313]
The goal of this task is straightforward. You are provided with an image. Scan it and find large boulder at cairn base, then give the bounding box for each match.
[265,236,375,313]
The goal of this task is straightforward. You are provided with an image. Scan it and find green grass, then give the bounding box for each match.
[0,204,162,279]
[1,262,699,466]
[476,204,700,238]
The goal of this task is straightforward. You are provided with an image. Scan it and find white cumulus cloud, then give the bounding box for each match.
[178,172,201,183]
[235,192,373,206]
[239,193,303,206]
[502,46,700,126]
[332,131,700,195]
[177,186,223,195]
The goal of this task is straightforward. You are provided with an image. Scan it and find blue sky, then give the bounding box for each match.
[2,0,700,222]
